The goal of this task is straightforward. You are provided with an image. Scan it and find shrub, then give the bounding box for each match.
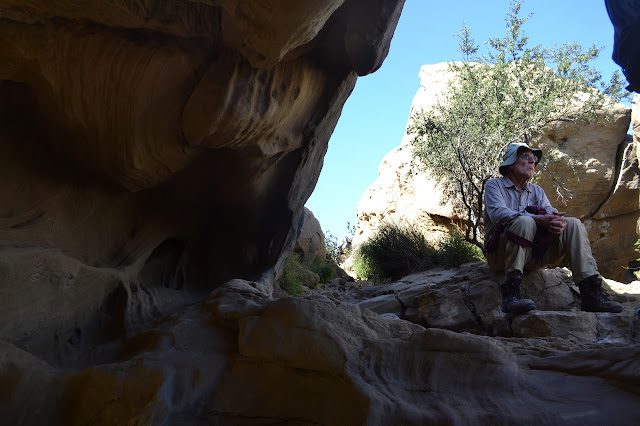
[310,258,335,283]
[356,223,484,282]
[279,255,305,296]
[435,229,484,267]
[357,222,438,282]
[279,254,337,295]
[325,222,355,264]
[324,230,341,263]
[350,249,373,281]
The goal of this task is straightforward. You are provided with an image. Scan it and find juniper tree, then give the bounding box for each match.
[408,0,629,251]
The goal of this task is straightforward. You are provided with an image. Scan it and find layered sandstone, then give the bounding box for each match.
[0,0,407,422]
[353,63,460,247]
[4,272,640,424]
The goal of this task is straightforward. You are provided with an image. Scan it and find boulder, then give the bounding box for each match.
[352,64,460,247]
[0,0,406,292]
[293,207,326,263]
[354,63,639,280]
[0,0,404,340]
[316,262,640,343]
[533,104,638,280]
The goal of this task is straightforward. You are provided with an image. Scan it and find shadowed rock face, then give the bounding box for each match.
[0,0,401,277]
[293,207,325,263]
[0,0,403,356]
[0,1,408,417]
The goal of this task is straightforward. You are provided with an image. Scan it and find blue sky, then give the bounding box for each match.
[306,0,626,240]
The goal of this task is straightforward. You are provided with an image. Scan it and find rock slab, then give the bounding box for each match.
[3,277,640,424]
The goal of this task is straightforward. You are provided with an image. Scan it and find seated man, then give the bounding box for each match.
[483,142,622,315]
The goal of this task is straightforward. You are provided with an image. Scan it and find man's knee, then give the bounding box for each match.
[564,217,587,236]
[508,215,536,236]
[563,217,589,244]
[565,217,582,229]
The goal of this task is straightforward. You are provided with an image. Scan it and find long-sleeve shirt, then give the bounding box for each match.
[483,176,557,241]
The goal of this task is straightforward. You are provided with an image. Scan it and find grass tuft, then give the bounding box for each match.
[279,254,337,296]
[279,255,305,296]
[355,222,483,282]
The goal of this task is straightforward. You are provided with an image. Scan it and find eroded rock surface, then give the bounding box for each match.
[4,274,640,424]
[0,0,409,422]
[634,93,640,237]
[0,1,403,344]
[352,63,461,247]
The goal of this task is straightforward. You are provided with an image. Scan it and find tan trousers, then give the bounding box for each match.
[485,216,599,284]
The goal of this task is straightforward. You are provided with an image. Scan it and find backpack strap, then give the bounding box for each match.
[504,227,535,248]
[485,218,555,257]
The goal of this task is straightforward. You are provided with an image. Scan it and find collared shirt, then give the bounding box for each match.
[483,176,557,241]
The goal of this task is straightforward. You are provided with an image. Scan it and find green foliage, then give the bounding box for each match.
[358,222,435,282]
[279,255,305,296]
[350,249,374,281]
[310,258,335,283]
[279,254,337,296]
[325,221,356,264]
[355,223,483,282]
[407,0,630,251]
[435,229,485,268]
[324,230,341,262]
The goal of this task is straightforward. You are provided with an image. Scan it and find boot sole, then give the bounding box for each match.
[503,302,536,315]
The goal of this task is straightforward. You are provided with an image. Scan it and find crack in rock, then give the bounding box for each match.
[589,136,632,218]
[462,281,484,329]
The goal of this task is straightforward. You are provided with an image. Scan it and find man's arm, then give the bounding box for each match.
[534,185,557,215]
[484,179,520,228]
[532,211,567,234]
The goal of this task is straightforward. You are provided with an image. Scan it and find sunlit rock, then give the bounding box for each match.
[354,63,639,280]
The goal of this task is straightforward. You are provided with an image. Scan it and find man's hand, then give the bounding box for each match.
[533,211,567,234]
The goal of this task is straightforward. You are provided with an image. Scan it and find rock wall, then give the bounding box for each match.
[0,0,408,421]
[0,0,403,291]
[634,94,640,238]
[293,207,326,263]
[533,103,638,281]
[354,63,639,281]
[353,63,460,247]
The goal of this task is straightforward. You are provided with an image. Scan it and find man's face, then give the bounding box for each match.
[509,149,536,182]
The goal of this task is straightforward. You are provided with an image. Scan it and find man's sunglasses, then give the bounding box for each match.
[519,153,537,162]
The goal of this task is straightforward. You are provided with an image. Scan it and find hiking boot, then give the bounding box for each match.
[578,275,623,313]
[500,277,536,315]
